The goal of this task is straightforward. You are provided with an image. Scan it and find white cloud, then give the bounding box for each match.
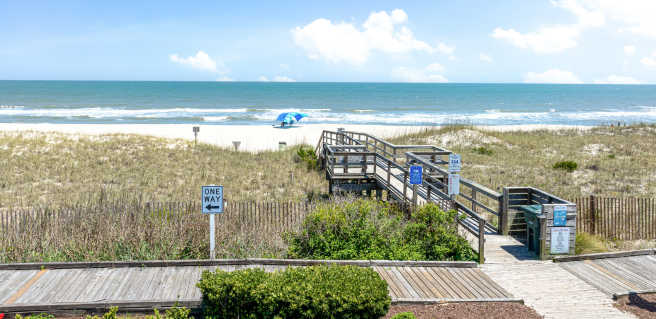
[170,51,226,73]
[291,9,436,65]
[624,45,636,54]
[523,69,583,84]
[215,76,235,81]
[622,61,629,70]
[280,63,290,69]
[437,43,455,54]
[577,0,656,37]
[479,53,492,61]
[640,57,656,66]
[492,0,605,54]
[426,63,445,72]
[272,76,296,82]
[391,64,449,83]
[593,75,643,84]
[254,76,270,82]
[449,55,459,60]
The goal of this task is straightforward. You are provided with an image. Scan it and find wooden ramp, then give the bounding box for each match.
[0,260,518,316]
[559,253,656,297]
[479,234,637,319]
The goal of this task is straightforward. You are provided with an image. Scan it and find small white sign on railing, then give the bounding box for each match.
[448,174,460,195]
[449,154,461,172]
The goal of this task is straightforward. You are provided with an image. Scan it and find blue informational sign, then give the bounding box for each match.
[554,205,567,226]
[409,166,423,185]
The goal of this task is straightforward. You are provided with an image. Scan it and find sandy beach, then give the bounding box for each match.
[0,123,593,151]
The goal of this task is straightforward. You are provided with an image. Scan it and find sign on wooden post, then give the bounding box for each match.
[193,126,200,144]
[550,227,570,254]
[202,185,223,260]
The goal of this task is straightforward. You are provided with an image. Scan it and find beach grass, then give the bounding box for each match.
[387,123,656,199]
[0,131,325,209]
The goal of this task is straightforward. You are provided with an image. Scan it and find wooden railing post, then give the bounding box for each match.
[472,189,477,213]
[403,171,408,202]
[344,154,348,174]
[373,154,377,176]
[479,217,485,264]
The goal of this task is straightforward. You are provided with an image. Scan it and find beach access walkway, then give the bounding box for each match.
[0,259,518,316]
[477,231,636,319]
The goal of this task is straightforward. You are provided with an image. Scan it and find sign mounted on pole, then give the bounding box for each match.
[202,185,224,214]
[409,166,423,185]
[448,154,461,173]
[448,174,460,195]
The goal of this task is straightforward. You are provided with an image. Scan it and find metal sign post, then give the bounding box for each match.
[202,185,224,260]
[409,165,423,206]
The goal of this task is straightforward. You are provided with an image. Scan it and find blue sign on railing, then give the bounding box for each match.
[554,206,567,226]
[410,166,423,185]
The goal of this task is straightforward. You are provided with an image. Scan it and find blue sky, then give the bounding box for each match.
[1,0,655,83]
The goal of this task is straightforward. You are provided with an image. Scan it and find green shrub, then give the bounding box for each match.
[196,267,269,319]
[16,314,55,319]
[197,264,391,319]
[286,199,476,261]
[608,154,616,159]
[391,312,417,319]
[297,147,319,170]
[553,161,578,172]
[473,147,493,156]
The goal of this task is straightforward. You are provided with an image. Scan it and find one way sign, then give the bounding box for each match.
[202,185,224,214]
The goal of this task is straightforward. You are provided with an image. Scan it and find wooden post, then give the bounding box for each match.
[539,215,547,260]
[373,154,377,176]
[427,184,432,201]
[472,189,477,213]
[479,217,485,264]
[403,171,408,202]
[590,195,596,235]
[344,154,348,174]
[412,184,419,207]
[501,188,509,236]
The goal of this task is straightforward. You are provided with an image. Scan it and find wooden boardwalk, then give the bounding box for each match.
[0,260,517,315]
[559,254,656,297]
[478,233,636,319]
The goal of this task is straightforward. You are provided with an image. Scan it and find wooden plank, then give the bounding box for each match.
[562,262,629,295]
[427,268,471,299]
[597,259,656,290]
[31,270,71,303]
[4,269,47,304]
[144,267,167,300]
[390,267,421,299]
[447,268,486,299]
[409,267,445,299]
[460,268,502,298]
[108,268,138,301]
[0,271,34,303]
[85,268,115,302]
[582,260,642,291]
[53,269,85,303]
[58,269,94,302]
[122,268,152,301]
[372,267,397,299]
[171,267,194,300]
[14,269,59,304]
[397,267,429,299]
[134,268,158,300]
[423,267,462,299]
[380,268,411,299]
[466,269,513,298]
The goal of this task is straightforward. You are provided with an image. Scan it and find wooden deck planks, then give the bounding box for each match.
[1,263,513,307]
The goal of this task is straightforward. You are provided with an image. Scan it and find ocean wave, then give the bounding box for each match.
[0,105,24,109]
[204,116,228,122]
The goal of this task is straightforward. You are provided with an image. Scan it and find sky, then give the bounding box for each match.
[1,0,655,83]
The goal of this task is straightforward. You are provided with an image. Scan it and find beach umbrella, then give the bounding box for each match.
[276,112,308,123]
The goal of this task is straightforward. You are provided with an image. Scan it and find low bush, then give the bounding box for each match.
[296,147,319,170]
[197,264,391,319]
[553,161,578,172]
[473,147,493,156]
[391,312,417,319]
[286,199,476,261]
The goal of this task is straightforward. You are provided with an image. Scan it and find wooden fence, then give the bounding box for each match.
[571,196,656,240]
[0,201,311,235]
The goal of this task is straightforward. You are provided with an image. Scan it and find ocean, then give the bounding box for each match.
[1,81,654,126]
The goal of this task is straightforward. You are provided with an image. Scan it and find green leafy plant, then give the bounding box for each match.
[286,199,476,261]
[296,147,319,170]
[164,301,191,319]
[391,312,418,319]
[15,314,55,319]
[608,154,616,159]
[196,267,269,319]
[473,147,493,156]
[553,161,578,172]
[197,264,391,319]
